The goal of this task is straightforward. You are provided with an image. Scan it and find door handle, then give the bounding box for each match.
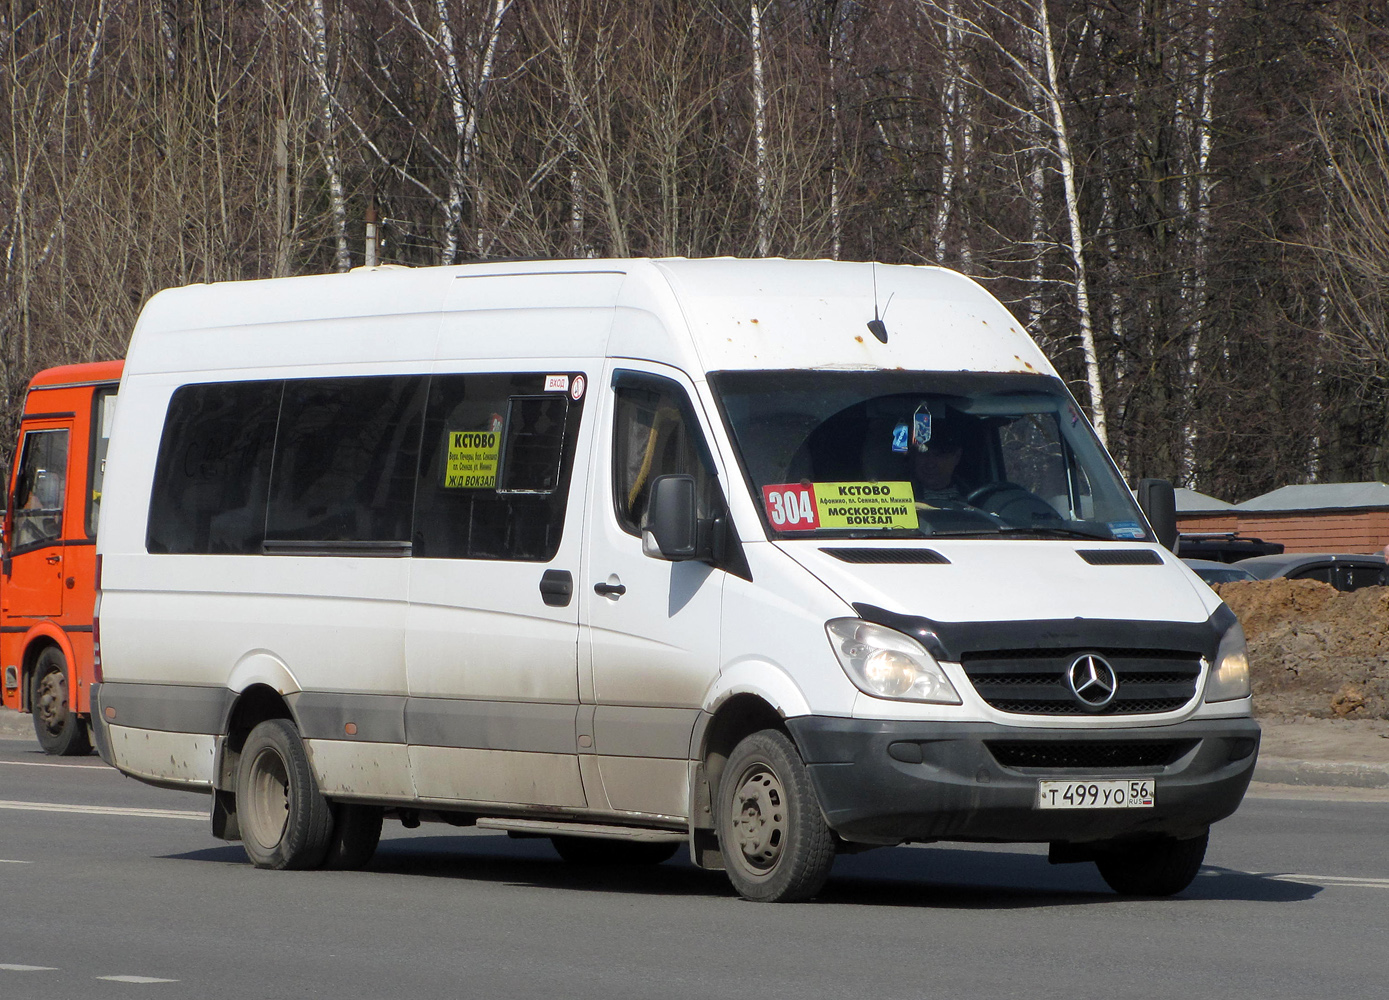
[593,581,626,598]
[46,554,61,565]
[539,569,573,607]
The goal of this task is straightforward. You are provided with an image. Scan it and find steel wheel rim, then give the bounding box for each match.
[729,762,787,875]
[244,746,290,851]
[35,669,67,733]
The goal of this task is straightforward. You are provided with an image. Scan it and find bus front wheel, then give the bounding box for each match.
[31,647,91,757]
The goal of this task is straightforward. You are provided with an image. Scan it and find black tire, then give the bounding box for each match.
[716,729,835,902]
[550,836,679,866]
[31,647,91,757]
[323,803,384,870]
[235,718,333,870]
[1095,832,1209,896]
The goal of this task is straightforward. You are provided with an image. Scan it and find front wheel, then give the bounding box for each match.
[717,729,835,903]
[235,718,333,870]
[1095,832,1209,896]
[31,648,91,756]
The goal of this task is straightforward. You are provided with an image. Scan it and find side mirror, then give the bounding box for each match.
[1137,478,1178,551]
[642,474,700,560]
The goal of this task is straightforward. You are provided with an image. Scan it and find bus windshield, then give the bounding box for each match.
[709,370,1151,543]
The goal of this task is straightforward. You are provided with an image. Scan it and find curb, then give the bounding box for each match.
[1253,756,1389,790]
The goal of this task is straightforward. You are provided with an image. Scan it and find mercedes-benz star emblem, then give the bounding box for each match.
[1067,654,1118,709]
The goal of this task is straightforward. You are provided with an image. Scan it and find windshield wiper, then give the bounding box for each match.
[926,525,1118,541]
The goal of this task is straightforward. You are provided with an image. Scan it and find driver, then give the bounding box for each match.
[907,412,973,510]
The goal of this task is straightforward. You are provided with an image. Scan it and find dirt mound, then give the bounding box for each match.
[1215,579,1389,720]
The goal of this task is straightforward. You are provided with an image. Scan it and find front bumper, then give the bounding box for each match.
[785,716,1260,845]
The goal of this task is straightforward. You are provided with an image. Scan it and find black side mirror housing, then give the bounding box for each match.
[642,474,701,561]
[1137,478,1179,551]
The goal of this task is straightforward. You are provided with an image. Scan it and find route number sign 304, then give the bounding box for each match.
[1036,780,1154,810]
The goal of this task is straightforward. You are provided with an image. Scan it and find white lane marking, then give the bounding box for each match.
[0,760,112,770]
[97,975,179,983]
[0,800,203,821]
[0,858,33,863]
[0,964,58,971]
[1264,873,1389,889]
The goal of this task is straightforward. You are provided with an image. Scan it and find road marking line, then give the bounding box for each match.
[0,964,58,972]
[1265,873,1389,889]
[0,858,33,863]
[97,975,179,983]
[0,799,203,821]
[0,760,111,770]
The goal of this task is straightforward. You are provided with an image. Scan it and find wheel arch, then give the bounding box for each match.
[19,625,77,712]
[694,660,816,811]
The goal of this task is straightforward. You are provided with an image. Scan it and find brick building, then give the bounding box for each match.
[1176,482,1389,554]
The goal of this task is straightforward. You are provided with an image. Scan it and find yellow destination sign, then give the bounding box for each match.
[445,430,500,488]
[812,481,918,530]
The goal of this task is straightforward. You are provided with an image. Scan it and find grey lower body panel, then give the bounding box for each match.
[785,716,1260,845]
[91,680,232,735]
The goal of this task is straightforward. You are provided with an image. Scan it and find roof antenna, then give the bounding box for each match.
[867,263,891,343]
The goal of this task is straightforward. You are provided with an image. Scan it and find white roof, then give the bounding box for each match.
[123,257,1058,381]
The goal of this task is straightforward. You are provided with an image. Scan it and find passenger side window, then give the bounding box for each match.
[266,376,426,544]
[147,382,282,554]
[412,373,584,561]
[612,374,720,536]
[11,429,68,550]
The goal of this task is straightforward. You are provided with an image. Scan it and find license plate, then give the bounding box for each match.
[1036,779,1155,810]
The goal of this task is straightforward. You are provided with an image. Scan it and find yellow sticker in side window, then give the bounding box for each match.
[445,430,500,488]
[762,481,919,530]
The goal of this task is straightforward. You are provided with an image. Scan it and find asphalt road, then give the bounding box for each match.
[1,736,1385,1000]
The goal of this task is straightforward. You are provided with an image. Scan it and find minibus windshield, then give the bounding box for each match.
[710,370,1151,542]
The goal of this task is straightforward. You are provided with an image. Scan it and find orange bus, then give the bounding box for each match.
[2,361,122,754]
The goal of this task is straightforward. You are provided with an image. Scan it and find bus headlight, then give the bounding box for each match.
[826,619,961,704]
[1205,621,1251,702]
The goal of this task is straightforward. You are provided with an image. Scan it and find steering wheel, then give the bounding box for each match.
[966,481,1028,508]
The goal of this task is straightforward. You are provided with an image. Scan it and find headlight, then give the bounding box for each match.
[1205,620,1250,702]
[826,619,961,704]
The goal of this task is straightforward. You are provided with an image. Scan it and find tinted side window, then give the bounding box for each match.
[413,373,583,561]
[266,376,426,544]
[612,375,719,536]
[148,383,282,554]
[12,429,68,550]
[1289,565,1333,585]
[1340,563,1387,592]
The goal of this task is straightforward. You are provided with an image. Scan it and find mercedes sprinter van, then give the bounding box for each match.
[92,259,1257,901]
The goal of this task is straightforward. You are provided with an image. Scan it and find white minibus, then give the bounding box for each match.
[92,258,1257,902]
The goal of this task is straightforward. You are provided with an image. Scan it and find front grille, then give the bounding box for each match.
[988,740,1196,770]
[961,649,1201,716]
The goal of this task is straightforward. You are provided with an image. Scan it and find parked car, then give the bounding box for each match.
[1182,558,1257,585]
[1234,552,1388,592]
[1177,533,1283,563]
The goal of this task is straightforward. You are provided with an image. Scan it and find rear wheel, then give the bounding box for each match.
[31,648,91,757]
[1095,832,1209,896]
[717,729,835,902]
[550,836,679,866]
[236,718,333,870]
